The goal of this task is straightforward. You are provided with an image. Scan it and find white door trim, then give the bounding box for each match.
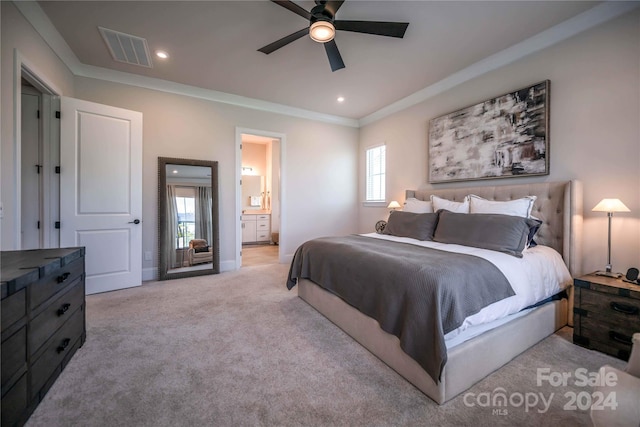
[12,48,62,249]
[235,127,286,269]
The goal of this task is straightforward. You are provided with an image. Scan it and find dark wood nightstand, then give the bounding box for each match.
[573,273,640,361]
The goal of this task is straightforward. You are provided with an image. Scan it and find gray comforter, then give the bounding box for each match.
[286,235,515,383]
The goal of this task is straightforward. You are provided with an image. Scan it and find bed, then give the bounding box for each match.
[288,180,583,404]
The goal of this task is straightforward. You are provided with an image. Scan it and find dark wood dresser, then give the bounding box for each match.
[1,248,86,427]
[573,273,640,361]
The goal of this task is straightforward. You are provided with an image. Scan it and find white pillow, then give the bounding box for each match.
[469,194,537,218]
[430,195,469,213]
[404,198,433,213]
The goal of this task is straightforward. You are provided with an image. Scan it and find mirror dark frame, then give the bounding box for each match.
[158,157,220,280]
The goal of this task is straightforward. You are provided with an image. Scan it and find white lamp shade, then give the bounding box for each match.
[387,201,401,209]
[592,198,630,213]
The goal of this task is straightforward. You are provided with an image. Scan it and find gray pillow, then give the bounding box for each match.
[382,211,439,241]
[433,210,538,257]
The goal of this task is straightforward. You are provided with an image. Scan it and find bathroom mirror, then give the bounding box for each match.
[158,157,219,280]
[242,175,265,211]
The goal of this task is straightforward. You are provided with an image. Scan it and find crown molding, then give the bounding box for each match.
[15,1,638,129]
[13,1,359,128]
[358,1,640,127]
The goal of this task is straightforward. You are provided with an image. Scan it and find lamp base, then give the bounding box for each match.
[594,270,622,278]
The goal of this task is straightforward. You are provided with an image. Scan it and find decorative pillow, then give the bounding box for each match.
[194,246,210,253]
[404,198,434,213]
[526,218,543,248]
[469,194,537,218]
[430,195,469,213]
[382,211,439,241]
[433,210,539,257]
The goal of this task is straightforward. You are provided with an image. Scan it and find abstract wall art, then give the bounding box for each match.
[428,80,549,183]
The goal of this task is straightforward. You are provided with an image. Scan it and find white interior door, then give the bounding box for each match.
[60,97,142,295]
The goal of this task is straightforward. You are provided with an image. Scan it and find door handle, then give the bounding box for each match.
[128,219,141,224]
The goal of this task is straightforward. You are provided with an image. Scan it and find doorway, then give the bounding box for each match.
[236,129,283,268]
[19,69,61,250]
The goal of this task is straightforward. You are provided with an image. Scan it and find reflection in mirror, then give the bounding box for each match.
[158,158,219,280]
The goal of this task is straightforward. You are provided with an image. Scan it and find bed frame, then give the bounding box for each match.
[297,180,583,404]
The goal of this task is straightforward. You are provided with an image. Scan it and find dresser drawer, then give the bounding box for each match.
[30,307,84,399]
[1,289,26,332]
[1,326,27,393]
[30,256,84,310]
[256,220,270,231]
[255,214,270,221]
[241,215,257,221]
[1,373,27,427]
[30,279,84,356]
[257,232,270,241]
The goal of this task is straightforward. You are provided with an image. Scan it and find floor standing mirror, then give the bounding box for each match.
[158,157,220,280]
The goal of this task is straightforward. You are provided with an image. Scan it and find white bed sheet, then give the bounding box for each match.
[359,232,572,341]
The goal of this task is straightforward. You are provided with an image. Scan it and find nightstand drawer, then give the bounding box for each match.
[579,288,640,322]
[574,316,634,361]
[30,279,84,356]
[577,314,637,344]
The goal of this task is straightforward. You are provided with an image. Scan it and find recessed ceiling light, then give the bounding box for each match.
[337,96,345,103]
[155,50,169,59]
[172,170,178,174]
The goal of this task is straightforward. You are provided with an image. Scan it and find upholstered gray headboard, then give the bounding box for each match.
[406,181,583,276]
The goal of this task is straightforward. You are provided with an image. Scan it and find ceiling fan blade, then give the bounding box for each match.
[324,39,345,72]
[258,28,309,54]
[271,0,311,20]
[323,1,345,16]
[334,20,409,38]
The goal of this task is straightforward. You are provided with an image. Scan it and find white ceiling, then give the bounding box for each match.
[33,1,611,122]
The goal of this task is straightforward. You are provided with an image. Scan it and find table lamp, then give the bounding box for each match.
[592,198,630,277]
[387,200,401,213]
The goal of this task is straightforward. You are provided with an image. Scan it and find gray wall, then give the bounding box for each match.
[358,10,640,275]
[73,76,359,274]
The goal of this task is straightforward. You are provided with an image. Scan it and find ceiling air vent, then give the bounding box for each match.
[99,27,153,68]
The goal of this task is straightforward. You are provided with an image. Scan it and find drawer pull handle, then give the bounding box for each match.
[57,303,71,316]
[57,272,71,283]
[57,338,71,353]
[610,302,639,315]
[609,331,633,346]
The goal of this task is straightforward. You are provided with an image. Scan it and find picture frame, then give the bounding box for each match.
[428,80,549,183]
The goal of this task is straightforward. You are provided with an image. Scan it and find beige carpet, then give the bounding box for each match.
[26,264,625,427]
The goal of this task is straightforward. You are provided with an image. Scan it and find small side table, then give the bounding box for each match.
[573,273,640,360]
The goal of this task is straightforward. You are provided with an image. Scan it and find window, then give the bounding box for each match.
[175,195,195,248]
[365,145,386,202]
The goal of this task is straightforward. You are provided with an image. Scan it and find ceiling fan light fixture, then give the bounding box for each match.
[309,21,335,43]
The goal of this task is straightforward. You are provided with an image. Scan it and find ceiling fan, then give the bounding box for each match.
[258,0,409,72]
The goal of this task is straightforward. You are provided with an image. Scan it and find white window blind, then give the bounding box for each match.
[365,145,386,202]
